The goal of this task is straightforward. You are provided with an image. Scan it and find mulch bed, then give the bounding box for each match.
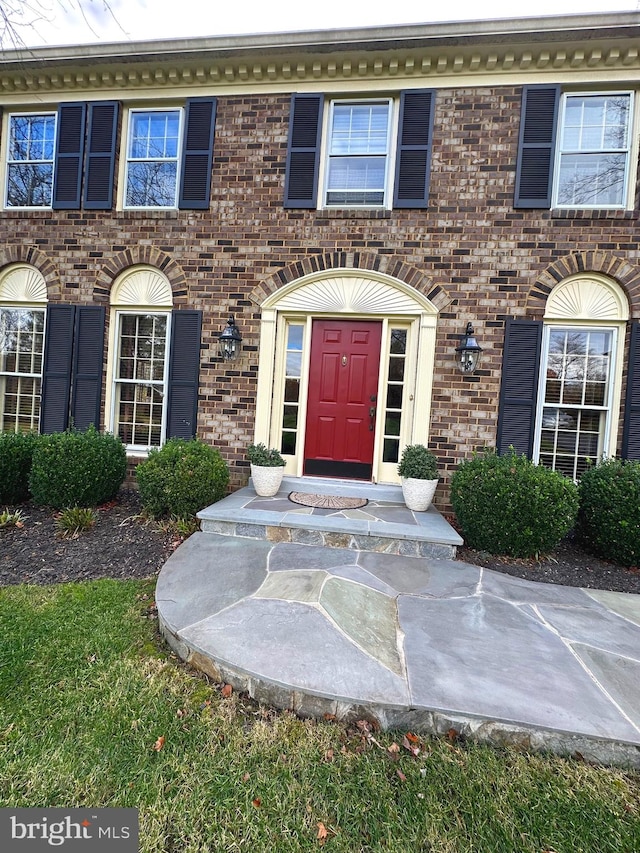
[1,490,639,594]
[0,491,176,587]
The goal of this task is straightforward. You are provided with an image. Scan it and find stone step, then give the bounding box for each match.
[197,476,463,560]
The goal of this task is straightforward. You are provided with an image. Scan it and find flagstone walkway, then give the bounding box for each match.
[157,485,640,768]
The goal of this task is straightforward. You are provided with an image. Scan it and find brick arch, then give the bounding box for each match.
[0,246,61,298]
[525,252,640,318]
[249,252,453,313]
[93,247,187,304]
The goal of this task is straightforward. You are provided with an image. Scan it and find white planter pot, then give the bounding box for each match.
[401,477,439,512]
[250,464,285,497]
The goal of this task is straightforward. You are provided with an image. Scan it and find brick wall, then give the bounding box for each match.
[2,86,639,493]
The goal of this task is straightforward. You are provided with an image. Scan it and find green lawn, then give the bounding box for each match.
[0,579,638,852]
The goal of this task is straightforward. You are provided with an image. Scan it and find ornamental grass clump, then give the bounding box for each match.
[0,430,39,504]
[29,426,126,510]
[577,458,640,567]
[450,449,579,558]
[136,438,229,520]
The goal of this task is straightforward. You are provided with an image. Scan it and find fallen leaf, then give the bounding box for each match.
[446,728,459,743]
[242,772,251,783]
[396,769,407,782]
[221,683,233,699]
[324,749,334,762]
[317,822,328,846]
[323,713,336,721]
[405,731,420,743]
[387,742,400,759]
[252,797,262,808]
[402,735,420,757]
[176,708,185,718]
[152,735,165,751]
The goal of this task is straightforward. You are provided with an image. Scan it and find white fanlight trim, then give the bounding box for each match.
[111,266,173,307]
[262,269,437,316]
[0,265,48,303]
[544,274,628,322]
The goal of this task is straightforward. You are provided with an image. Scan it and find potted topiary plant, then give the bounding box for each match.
[247,442,286,497]
[397,444,440,511]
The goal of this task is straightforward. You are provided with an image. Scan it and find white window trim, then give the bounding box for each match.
[318,97,397,210]
[122,106,183,211]
[3,111,57,210]
[552,90,635,210]
[108,309,172,454]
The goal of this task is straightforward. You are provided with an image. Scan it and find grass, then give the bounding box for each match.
[0,579,639,853]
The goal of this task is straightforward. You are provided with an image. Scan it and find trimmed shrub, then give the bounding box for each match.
[577,458,640,567]
[450,449,579,558]
[136,438,229,519]
[29,426,126,509]
[0,431,39,504]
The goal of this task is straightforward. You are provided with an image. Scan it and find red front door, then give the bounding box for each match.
[304,319,382,479]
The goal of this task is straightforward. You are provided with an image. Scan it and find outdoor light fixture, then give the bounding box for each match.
[455,322,482,374]
[217,315,243,361]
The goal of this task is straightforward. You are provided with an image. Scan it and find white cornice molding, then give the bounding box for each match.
[1,13,639,97]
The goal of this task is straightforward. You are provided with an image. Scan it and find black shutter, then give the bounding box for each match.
[40,305,75,433]
[622,322,640,460]
[496,319,543,457]
[52,103,86,210]
[178,98,217,210]
[284,93,323,208]
[70,306,105,430]
[514,85,560,209]
[393,89,435,209]
[166,310,202,440]
[83,101,119,210]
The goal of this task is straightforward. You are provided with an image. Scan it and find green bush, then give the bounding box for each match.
[450,449,579,558]
[29,426,126,509]
[577,458,640,567]
[136,438,229,520]
[0,431,39,504]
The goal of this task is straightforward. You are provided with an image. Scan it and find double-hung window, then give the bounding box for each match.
[125,109,182,208]
[535,326,616,480]
[112,312,170,450]
[555,93,632,208]
[5,113,57,208]
[0,307,46,432]
[323,100,392,207]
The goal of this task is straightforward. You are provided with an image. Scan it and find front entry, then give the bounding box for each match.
[304,319,382,479]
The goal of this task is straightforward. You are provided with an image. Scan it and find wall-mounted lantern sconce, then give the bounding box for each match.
[217,315,243,361]
[455,322,482,374]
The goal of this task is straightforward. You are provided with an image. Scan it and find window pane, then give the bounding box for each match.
[388,357,405,383]
[7,163,54,207]
[383,437,400,464]
[126,162,177,207]
[281,431,296,455]
[284,377,300,403]
[390,329,407,355]
[386,385,403,409]
[331,104,389,155]
[557,153,626,206]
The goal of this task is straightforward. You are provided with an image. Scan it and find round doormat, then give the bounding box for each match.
[288,492,368,510]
